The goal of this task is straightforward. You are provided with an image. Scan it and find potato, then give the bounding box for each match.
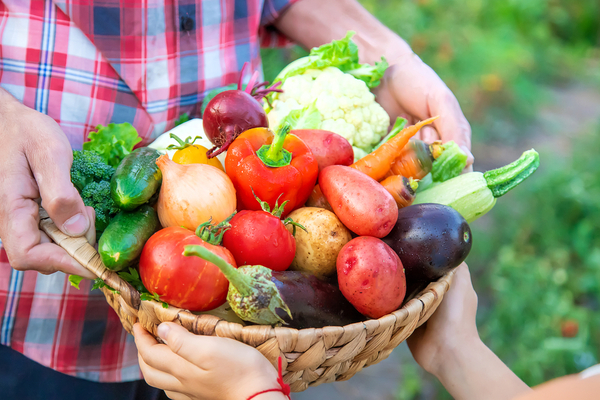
[337,236,406,319]
[292,129,354,171]
[286,207,352,278]
[319,165,398,238]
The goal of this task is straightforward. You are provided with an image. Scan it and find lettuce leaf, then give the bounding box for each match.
[274,31,388,89]
[83,123,141,167]
[431,141,468,182]
[68,275,83,289]
[278,102,322,131]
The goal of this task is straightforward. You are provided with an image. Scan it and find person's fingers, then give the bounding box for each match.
[84,207,96,245]
[134,323,200,377]
[2,198,96,278]
[420,126,440,144]
[427,88,474,166]
[157,322,229,369]
[138,356,185,393]
[26,122,90,237]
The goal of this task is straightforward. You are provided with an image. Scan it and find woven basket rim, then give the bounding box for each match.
[137,272,454,336]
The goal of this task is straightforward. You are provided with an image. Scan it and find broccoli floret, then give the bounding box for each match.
[71,150,115,192]
[80,181,120,233]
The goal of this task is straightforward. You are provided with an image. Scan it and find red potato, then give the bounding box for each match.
[292,129,354,171]
[337,236,406,318]
[319,165,398,237]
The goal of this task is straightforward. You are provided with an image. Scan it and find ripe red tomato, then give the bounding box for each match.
[139,226,237,311]
[222,210,295,271]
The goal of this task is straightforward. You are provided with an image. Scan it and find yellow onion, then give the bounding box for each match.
[156,155,236,230]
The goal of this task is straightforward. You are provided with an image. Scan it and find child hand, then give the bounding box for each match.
[133,322,286,400]
[406,263,480,375]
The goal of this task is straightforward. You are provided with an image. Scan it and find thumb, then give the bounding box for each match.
[27,134,90,237]
[157,322,207,365]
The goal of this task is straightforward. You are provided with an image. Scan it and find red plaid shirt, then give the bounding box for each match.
[0,0,296,382]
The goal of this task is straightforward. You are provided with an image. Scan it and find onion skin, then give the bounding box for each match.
[156,155,236,230]
[202,90,268,158]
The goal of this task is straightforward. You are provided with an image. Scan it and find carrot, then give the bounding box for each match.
[350,116,438,181]
[380,175,418,209]
[390,139,444,180]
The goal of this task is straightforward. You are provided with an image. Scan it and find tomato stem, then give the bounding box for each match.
[194,214,234,245]
[166,133,202,151]
[183,245,253,297]
[256,124,292,168]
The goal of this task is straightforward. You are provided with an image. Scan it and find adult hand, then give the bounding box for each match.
[407,263,479,376]
[133,323,286,400]
[373,54,474,169]
[0,89,96,278]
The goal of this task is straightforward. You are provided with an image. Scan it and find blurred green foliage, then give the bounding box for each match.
[262,0,599,144]
[471,128,600,384]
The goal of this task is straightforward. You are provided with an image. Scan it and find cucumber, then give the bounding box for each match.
[98,205,160,271]
[111,147,162,211]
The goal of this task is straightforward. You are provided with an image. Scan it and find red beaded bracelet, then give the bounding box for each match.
[246,357,291,400]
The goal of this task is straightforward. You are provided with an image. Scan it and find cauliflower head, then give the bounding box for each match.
[268,67,390,158]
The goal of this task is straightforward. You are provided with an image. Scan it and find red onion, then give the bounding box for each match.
[203,63,282,159]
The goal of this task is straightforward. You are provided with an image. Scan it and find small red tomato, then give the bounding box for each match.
[561,320,579,338]
[222,210,295,271]
[139,227,237,311]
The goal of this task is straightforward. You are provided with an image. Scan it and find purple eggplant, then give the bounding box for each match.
[383,203,472,284]
[271,271,364,329]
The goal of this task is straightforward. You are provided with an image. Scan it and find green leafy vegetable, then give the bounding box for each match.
[68,275,84,289]
[71,150,116,192]
[274,31,388,89]
[84,123,142,167]
[431,141,468,182]
[174,113,190,127]
[71,267,168,308]
[140,292,169,308]
[118,268,146,293]
[91,278,119,294]
[80,181,120,234]
[278,102,322,130]
[118,268,168,308]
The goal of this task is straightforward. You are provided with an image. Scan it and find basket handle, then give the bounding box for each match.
[38,207,141,310]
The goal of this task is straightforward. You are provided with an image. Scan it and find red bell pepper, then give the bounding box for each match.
[225,125,319,217]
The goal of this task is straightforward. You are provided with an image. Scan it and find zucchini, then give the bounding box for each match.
[414,149,539,222]
[111,147,162,211]
[98,205,160,271]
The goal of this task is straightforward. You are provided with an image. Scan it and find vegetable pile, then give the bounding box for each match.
[69,33,540,330]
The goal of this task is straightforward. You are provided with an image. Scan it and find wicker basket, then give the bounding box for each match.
[39,208,454,392]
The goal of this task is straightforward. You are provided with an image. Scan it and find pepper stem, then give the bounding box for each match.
[484,149,540,198]
[183,245,253,297]
[256,125,292,168]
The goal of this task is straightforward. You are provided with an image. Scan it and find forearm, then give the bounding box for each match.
[432,338,531,400]
[275,0,414,64]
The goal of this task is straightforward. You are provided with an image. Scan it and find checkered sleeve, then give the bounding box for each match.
[259,0,301,48]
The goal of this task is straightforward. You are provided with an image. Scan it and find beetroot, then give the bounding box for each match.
[203,63,282,158]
